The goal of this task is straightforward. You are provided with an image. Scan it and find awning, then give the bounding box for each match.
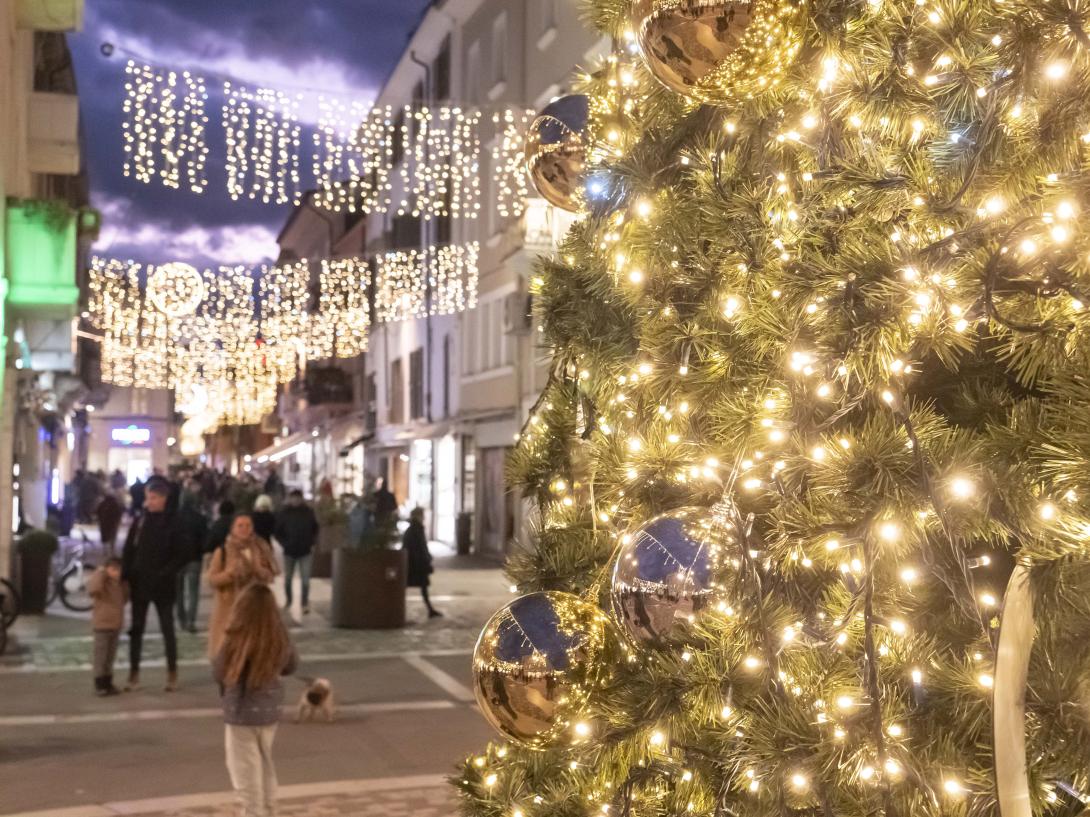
[252,429,314,465]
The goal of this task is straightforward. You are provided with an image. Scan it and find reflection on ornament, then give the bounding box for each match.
[525,95,590,213]
[473,591,610,748]
[633,0,803,102]
[147,262,206,317]
[612,501,737,645]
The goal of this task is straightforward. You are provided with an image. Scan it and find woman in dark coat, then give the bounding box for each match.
[402,507,441,618]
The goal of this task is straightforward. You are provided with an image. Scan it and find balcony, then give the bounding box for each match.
[4,199,79,319]
[292,366,353,407]
[27,92,80,175]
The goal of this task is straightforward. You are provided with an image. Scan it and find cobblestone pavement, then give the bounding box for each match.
[2,542,506,817]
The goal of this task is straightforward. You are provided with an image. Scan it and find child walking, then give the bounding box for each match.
[87,556,127,696]
[212,583,297,817]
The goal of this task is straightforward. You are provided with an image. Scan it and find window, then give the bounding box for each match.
[391,108,406,166]
[434,37,451,101]
[466,41,481,104]
[443,335,452,418]
[491,14,507,89]
[365,373,377,430]
[462,293,515,377]
[538,0,558,44]
[389,358,404,424]
[409,348,425,420]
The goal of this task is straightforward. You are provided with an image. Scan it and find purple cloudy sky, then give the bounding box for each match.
[69,0,432,268]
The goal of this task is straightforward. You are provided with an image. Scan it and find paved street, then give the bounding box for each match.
[0,545,506,817]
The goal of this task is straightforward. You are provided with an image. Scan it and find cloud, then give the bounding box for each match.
[93,194,280,268]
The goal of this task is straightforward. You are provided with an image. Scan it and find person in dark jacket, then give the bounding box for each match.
[403,507,441,618]
[128,478,145,517]
[206,499,236,554]
[121,481,183,692]
[373,478,398,529]
[96,491,124,556]
[251,494,277,542]
[175,481,209,634]
[274,490,319,614]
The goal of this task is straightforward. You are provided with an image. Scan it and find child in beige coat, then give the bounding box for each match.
[87,557,127,696]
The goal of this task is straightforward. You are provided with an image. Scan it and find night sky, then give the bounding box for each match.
[69,0,433,268]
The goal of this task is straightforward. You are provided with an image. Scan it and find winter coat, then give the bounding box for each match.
[176,501,209,564]
[205,534,279,658]
[251,510,276,543]
[212,645,297,726]
[87,568,128,631]
[121,511,182,599]
[274,504,319,558]
[96,494,124,544]
[205,515,232,555]
[403,520,433,588]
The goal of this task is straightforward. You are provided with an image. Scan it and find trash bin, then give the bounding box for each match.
[331,547,406,629]
[17,530,58,614]
[456,511,473,556]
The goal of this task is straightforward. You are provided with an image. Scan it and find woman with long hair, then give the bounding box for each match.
[213,583,296,817]
[206,513,278,658]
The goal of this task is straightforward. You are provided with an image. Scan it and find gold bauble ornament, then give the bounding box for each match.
[612,500,738,646]
[472,591,610,748]
[633,0,803,102]
[147,262,206,317]
[524,95,590,213]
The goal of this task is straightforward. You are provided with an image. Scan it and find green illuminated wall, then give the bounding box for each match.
[4,200,79,316]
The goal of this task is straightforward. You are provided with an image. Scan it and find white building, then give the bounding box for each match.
[362,0,605,556]
[0,0,92,575]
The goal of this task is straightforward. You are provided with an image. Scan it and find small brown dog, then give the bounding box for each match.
[295,678,336,723]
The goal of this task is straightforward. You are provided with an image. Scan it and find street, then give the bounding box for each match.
[0,545,504,817]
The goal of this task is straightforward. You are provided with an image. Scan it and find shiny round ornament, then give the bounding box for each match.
[473,591,610,748]
[147,262,206,317]
[633,0,803,103]
[612,502,737,645]
[524,95,590,213]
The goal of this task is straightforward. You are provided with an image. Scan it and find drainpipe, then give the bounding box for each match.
[408,51,434,427]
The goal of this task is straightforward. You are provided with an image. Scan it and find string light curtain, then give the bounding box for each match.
[222,83,302,205]
[118,61,536,221]
[375,241,479,322]
[122,61,209,193]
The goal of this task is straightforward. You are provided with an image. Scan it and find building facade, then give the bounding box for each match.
[0,0,93,576]
[361,0,605,556]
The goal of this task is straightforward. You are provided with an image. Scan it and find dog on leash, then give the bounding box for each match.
[295,677,336,723]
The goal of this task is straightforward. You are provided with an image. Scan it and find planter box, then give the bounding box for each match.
[312,524,347,579]
[18,550,53,614]
[331,548,406,629]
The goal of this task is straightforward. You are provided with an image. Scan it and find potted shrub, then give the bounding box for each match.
[331,515,406,629]
[312,493,349,579]
[17,529,59,614]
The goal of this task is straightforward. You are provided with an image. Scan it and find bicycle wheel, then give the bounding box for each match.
[0,577,18,627]
[0,620,7,656]
[58,564,95,612]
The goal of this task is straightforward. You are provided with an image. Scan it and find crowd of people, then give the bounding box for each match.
[79,466,438,817]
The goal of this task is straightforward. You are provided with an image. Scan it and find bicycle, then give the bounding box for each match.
[49,531,97,612]
[0,576,19,656]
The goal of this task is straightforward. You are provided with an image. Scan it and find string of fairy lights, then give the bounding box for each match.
[120,58,535,219]
[88,242,478,427]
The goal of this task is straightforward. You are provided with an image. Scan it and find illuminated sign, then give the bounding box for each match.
[111,425,151,445]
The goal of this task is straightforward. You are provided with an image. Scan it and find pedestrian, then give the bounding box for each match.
[175,481,209,634]
[206,499,236,553]
[274,489,319,614]
[403,507,441,618]
[206,513,279,659]
[87,556,127,696]
[121,480,183,692]
[129,477,145,517]
[96,491,124,556]
[212,583,296,817]
[109,468,127,493]
[373,478,398,530]
[251,495,277,542]
[263,465,285,510]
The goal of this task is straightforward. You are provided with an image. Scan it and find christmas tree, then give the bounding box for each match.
[458,1,1090,815]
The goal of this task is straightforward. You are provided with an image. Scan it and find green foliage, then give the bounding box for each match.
[17,529,59,556]
[460,0,1090,815]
